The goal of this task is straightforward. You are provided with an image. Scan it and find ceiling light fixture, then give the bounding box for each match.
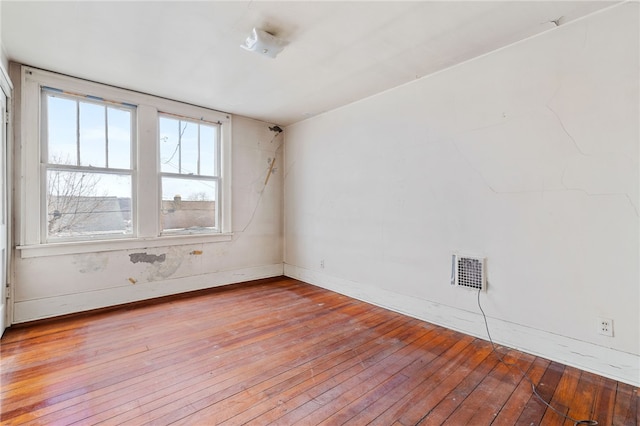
[241,28,288,59]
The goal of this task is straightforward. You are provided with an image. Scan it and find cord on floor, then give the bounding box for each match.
[475,288,598,426]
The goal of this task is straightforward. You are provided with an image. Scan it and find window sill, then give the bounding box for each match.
[16,233,234,259]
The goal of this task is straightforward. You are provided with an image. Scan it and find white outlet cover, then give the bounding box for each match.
[597,317,614,337]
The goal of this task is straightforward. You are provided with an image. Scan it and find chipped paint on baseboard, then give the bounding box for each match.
[13,263,284,324]
[129,253,166,264]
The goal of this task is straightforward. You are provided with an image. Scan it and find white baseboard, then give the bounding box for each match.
[13,263,284,323]
[285,264,639,387]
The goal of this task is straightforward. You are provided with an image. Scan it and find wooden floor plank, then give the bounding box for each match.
[229,320,432,425]
[252,329,460,425]
[492,356,551,425]
[448,351,536,425]
[406,350,513,425]
[78,296,370,425]
[298,330,465,425]
[355,337,492,425]
[2,281,335,423]
[111,307,395,425]
[612,382,639,426]
[1,280,315,386]
[1,277,637,426]
[514,360,566,425]
[216,316,422,425]
[257,329,455,425]
[538,362,581,426]
[2,288,345,421]
[591,377,618,426]
[325,336,477,425]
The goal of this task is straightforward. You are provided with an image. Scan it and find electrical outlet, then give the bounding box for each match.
[320,260,325,269]
[597,317,614,337]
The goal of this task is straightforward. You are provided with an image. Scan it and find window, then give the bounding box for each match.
[18,66,232,254]
[159,114,220,233]
[43,89,135,241]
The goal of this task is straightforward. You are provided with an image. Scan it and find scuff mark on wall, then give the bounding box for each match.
[129,253,166,264]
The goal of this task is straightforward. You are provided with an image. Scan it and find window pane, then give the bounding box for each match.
[107,107,131,169]
[159,116,180,173]
[180,122,198,175]
[200,124,217,176]
[161,177,217,231]
[79,102,106,167]
[159,115,217,177]
[47,95,77,165]
[46,170,132,239]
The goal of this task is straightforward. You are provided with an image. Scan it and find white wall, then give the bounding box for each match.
[12,114,283,322]
[0,1,3,68]
[284,3,639,386]
[0,1,7,71]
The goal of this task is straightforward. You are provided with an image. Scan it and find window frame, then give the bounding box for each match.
[40,88,137,242]
[158,113,222,235]
[17,66,232,258]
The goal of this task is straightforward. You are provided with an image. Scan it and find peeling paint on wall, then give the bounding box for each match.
[146,247,184,282]
[74,253,109,273]
[12,113,283,326]
[129,253,166,264]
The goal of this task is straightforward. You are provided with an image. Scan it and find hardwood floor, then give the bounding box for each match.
[1,277,637,425]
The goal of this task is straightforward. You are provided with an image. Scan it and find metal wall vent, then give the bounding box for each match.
[452,254,486,291]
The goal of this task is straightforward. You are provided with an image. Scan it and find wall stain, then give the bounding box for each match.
[129,253,166,264]
[146,247,185,282]
[74,253,109,273]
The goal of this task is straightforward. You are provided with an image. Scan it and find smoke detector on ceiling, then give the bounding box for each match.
[241,28,288,59]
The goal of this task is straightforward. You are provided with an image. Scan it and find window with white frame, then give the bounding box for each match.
[43,89,135,240]
[159,114,220,233]
[18,66,232,254]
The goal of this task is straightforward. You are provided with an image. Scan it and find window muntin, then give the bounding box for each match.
[159,114,220,233]
[43,89,135,241]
